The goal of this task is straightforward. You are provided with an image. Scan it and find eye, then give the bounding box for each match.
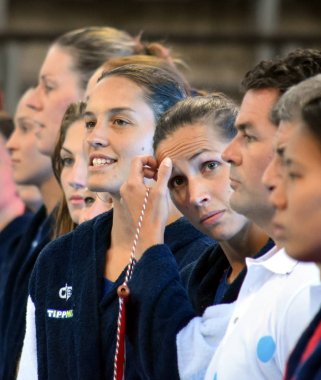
[169,176,186,189]
[203,161,220,172]
[84,196,95,206]
[61,157,74,167]
[287,172,301,180]
[43,80,55,94]
[112,118,130,127]
[19,124,29,134]
[242,132,256,143]
[85,120,96,130]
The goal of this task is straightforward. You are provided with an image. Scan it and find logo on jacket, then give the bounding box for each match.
[59,283,72,300]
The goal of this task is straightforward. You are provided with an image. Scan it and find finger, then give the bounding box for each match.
[142,166,156,179]
[155,157,172,193]
[129,155,158,185]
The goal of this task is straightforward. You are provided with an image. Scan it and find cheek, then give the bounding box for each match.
[170,189,189,214]
[60,170,70,193]
[45,94,79,125]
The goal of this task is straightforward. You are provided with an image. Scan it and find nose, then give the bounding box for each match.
[68,158,87,190]
[69,181,85,190]
[188,178,210,207]
[26,86,43,112]
[262,155,278,193]
[86,119,108,149]
[6,129,18,153]
[222,137,241,165]
[269,178,287,210]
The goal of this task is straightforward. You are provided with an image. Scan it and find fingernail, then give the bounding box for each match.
[162,157,171,167]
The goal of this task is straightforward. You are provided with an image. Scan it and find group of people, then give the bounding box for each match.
[0,24,321,380]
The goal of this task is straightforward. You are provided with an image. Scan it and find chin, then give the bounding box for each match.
[285,243,315,262]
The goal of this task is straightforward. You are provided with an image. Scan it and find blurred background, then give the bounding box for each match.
[0,0,321,113]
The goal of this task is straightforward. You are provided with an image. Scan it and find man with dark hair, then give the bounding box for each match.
[202,49,321,379]
[115,48,321,380]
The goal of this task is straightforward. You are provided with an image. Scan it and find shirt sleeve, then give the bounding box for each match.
[127,244,196,380]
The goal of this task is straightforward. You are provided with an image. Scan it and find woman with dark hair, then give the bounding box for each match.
[18,64,213,379]
[51,101,112,238]
[117,94,272,379]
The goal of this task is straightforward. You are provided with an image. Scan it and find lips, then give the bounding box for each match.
[69,195,85,205]
[89,154,117,168]
[200,210,225,225]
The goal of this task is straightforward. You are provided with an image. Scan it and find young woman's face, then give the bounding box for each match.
[156,123,249,241]
[78,193,113,224]
[60,120,91,224]
[272,124,321,262]
[28,44,83,156]
[7,89,53,187]
[85,75,155,196]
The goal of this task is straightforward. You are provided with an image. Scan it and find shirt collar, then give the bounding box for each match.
[246,247,298,275]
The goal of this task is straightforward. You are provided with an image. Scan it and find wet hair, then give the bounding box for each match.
[271,74,321,145]
[98,63,188,123]
[241,48,321,96]
[302,95,321,146]
[55,26,184,91]
[271,74,321,125]
[52,101,86,181]
[52,101,86,238]
[98,55,191,95]
[153,93,238,151]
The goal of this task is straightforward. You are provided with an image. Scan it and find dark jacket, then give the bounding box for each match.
[0,205,54,380]
[0,211,33,303]
[28,211,213,379]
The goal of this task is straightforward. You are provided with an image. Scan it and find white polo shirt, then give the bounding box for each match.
[205,247,321,380]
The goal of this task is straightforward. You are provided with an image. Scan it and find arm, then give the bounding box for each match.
[16,296,38,380]
[122,156,225,379]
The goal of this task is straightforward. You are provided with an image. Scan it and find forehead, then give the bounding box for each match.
[274,120,297,147]
[40,44,74,77]
[236,88,279,132]
[156,122,226,162]
[286,125,321,166]
[85,67,104,99]
[86,76,146,111]
[15,91,36,119]
[64,119,86,143]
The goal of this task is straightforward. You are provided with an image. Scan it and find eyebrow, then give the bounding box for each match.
[276,145,286,158]
[188,148,216,161]
[235,123,253,133]
[60,146,73,155]
[84,107,135,119]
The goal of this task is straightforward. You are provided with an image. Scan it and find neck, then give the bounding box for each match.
[38,175,62,215]
[0,197,25,231]
[219,222,270,283]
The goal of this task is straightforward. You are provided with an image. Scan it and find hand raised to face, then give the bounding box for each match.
[120,155,172,260]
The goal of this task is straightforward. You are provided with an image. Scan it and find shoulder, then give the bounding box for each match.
[180,244,220,285]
